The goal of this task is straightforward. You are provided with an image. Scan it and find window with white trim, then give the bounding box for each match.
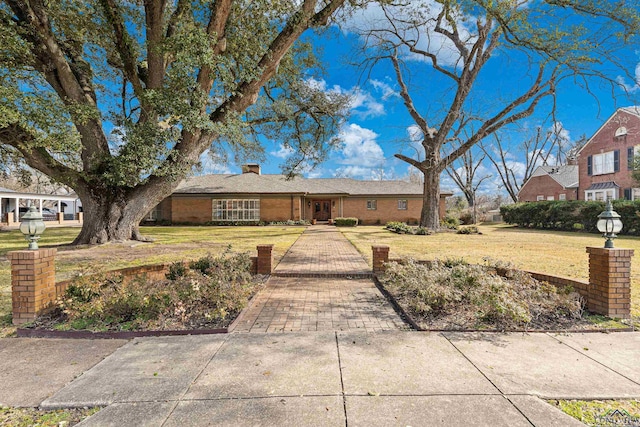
[559,194,566,201]
[536,195,544,201]
[585,189,616,202]
[397,199,407,210]
[547,196,554,201]
[213,199,260,221]
[592,151,616,175]
[366,200,377,210]
[632,188,640,201]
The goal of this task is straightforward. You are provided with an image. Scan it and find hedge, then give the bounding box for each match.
[334,217,359,226]
[500,200,640,235]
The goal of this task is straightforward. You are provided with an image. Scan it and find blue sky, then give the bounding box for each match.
[203,2,640,197]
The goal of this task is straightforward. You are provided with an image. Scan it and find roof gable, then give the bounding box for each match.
[577,107,640,155]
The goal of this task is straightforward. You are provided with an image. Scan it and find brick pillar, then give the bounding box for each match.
[77,212,83,222]
[8,248,57,325]
[256,244,274,274]
[586,247,633,319]
[57,212,64,224]
[372,245,390,273]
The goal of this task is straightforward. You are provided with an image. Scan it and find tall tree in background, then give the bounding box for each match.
[483,127,587,203]
[445,147,491,223]
[355,0,639,229]
[0,0,353,244]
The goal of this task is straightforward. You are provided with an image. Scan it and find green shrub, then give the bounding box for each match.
[501,200,640,235]
[441,215,460,230]
[457,226,480,235]
[334,217,358,226]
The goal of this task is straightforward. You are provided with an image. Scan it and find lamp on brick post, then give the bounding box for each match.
[597,199,623,249]
[19,206,46,250]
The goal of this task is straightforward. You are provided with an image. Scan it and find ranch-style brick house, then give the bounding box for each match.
[149,164,452,225]
[518,106,640,202]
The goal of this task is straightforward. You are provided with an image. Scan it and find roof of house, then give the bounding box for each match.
[528,164,579,189]
[577,106,640,155]
[175,173,453,197]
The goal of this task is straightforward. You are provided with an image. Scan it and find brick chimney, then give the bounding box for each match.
[242,163,261,175]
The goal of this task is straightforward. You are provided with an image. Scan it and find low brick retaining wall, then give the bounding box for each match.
[373,244,632,319]
[9,244,274,325]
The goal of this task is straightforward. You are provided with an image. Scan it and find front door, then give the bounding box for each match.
[313,200,331,221]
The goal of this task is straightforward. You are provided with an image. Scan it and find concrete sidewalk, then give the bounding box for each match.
[2,225,640,425]
[7,331,637,426]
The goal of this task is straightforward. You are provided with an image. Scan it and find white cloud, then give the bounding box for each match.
[196,150,232,175]
[338,123,385,167]
[370,79,399,100]
[270,143,294,159]
[305,77,387,119]
[616,62,640,94]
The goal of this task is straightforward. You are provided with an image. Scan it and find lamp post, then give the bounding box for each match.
[19,206,46,250]
[597,199,623,249]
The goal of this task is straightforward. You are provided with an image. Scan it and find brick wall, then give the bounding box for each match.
[344,197,422,225]
[518,175,578,202]
[373,245,632,319]
[260,196,301,222]
[10,244,276,325]
[170,196,212,223]
[578,109,640,200]
[8,249,57,325]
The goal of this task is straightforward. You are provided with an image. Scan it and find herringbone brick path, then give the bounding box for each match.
[233,226,408,333]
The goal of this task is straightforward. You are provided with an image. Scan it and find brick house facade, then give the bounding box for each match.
[518,107,640,203]
[518,165,579,202]
[150,164,451,225]
[577,107,640,201]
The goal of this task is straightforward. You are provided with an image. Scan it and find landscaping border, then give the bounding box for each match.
[372,271,634,334]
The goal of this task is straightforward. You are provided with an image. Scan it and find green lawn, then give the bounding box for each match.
[0,225,305,331]
[339,223,640,318]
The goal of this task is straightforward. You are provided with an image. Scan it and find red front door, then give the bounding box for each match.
[313,200,331,221]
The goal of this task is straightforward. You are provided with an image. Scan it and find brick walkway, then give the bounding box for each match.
[272,226,371,276]
[233,226,407,333]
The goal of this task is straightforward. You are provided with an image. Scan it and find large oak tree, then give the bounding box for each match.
[0,0,354,244]
[355,0,639,229]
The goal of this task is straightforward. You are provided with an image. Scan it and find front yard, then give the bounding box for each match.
[0,226,305,333]
[340,223,640,318]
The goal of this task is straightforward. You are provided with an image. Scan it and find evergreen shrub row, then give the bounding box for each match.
[500,200,640,235]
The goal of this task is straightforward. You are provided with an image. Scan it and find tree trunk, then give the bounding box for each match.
[419,167,441,229]
[72,180,173,245]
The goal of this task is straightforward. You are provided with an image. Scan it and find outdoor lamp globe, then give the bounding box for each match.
[597,199,623,249]
[19,206,46,250]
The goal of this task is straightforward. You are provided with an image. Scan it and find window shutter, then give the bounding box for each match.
[587,155,592,176]
[628,147,634,170]
[625,188,632,200]
[614,150,620,172]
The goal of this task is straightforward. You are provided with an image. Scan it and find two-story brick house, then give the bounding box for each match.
[518,107,640,202]
[577,106,640,201]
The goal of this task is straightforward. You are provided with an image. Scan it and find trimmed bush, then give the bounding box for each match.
[334,217,358,226]
[500,200,640,235]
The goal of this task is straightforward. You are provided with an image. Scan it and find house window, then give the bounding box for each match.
[632,188,640,201]
[559,194,566,201]
[628,146,640,170]
[366,200,377,210]
[145,206,159,221]
[589,150,619,175]
[398,199,407,210]
[547,196,555,201]
[213,199,260,221]
[585,189,617,202]
[536,195,544,201]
